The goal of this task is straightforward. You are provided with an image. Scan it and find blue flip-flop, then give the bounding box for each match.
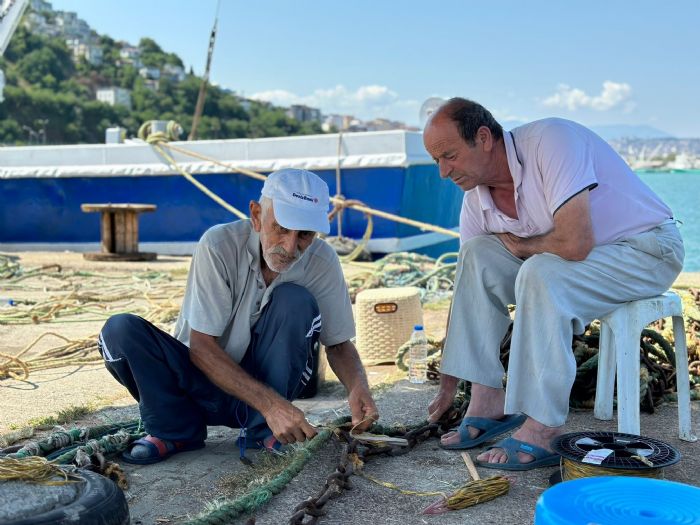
[439,414,526,450]
[121,435,205,465]
[475,436,560,471]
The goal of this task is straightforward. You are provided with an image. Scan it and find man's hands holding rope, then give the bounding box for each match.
[325,340,380,433]
[262,397,318,445]
[348,384,379,432]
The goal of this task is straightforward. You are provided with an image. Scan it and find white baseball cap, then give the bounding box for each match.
[260,168,330,234]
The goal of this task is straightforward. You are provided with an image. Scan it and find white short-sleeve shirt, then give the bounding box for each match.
[173,220,355,363]
[459,118,672,245]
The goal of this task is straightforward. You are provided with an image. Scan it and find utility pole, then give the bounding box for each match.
[188,0,220,141]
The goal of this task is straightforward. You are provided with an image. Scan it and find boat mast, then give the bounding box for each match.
[188,0,221,141]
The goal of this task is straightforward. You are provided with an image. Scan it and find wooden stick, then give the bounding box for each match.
[461,452,480,481]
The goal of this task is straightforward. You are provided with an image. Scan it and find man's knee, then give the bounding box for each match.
[514,254,563,298]
[102,313,147,338]
[269,283,319,317]
[457,236,517,292]
[100,313,148,357]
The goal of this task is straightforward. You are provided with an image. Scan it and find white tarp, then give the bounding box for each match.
[0,130,434,179]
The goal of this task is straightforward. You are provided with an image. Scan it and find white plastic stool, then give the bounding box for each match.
[593,291,696,441]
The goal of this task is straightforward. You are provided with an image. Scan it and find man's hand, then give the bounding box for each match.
[262,397,318,445]
[427,374,459,423]
[348,385,379,432]
[495,232,529,259]
[325,340,380,432]
[494,190,594,261]
[190,329,318,445]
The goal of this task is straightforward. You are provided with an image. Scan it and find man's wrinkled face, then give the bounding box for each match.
[250,201,316,274]
[423,117,487,191]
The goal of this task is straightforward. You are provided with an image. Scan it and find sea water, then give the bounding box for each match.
[425,170,700,272]
[638,170,700,272]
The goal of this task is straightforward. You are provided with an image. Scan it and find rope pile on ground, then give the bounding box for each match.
[1,420,144,489]
[346,252,458,303]
[0,265,186,381]
[418,289,700,411]
[0,332,101,381]
[0,268,185,326]
[0,420,142,490]
[4,422,142,460]
[0,254,22,279]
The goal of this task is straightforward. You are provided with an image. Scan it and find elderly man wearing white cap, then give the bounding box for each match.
[98,168,378,464]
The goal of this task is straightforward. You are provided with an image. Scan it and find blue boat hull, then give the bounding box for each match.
[1,164,462,257]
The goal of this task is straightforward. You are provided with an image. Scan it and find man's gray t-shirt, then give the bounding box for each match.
[173,220,355,363]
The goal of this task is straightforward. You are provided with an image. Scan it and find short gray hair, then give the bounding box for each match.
[259,196,273,219]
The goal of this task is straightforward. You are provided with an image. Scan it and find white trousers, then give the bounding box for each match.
[441,221,684,427]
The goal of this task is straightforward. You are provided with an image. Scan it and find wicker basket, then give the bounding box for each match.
[355,287,423,365]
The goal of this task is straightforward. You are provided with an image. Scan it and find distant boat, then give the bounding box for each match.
[0,130,462,257]
[664,152,698,172]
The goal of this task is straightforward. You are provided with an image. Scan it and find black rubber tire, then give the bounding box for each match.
[4,469,129,525]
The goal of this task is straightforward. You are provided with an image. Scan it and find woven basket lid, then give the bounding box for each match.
[355,286,423,365]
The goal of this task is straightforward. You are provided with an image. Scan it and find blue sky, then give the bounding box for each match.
[51,0,700,137]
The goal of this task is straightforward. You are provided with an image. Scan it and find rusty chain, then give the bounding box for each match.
[284,419,455,525]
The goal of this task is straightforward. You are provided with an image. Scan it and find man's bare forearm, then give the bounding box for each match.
[189,329,318,443]
[499,229,587,260]
[189,332,280,417]
[496,191,594,261]
[325,340,370,393]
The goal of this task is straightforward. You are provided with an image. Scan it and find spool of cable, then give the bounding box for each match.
[550,431,680,484]
[535,477,700,525]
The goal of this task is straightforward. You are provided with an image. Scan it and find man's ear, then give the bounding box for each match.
[477,125,494,152]
[249,200,262,232]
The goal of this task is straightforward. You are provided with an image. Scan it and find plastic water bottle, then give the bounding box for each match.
[408,324,428,384]
[0,298,15,307]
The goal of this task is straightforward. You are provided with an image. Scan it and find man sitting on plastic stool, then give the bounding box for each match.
[98,168,379,464]
[423,98,685,471]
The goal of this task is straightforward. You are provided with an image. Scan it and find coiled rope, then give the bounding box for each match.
[0,262,186,381]
[0,456,77,485]
[560,457,662,481]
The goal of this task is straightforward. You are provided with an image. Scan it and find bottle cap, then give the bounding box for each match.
[414,324,423,330]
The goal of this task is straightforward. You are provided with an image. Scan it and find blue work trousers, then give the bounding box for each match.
[97,283,320,445]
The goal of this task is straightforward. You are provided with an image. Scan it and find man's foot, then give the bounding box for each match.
[122,435,205,465]
[439,414,526,450]
[440,384,507,447]
[476,418,563,466]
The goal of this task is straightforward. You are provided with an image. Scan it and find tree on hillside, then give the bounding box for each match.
[17,46,74,89]
[0,21,327,144]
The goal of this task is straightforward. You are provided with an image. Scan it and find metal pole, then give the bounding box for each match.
[335,132,343,237]
[188,0,220,141]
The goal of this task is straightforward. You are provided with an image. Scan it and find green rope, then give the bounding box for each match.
[8,420,143,460]
[184,417,349,525]
[51,429,144,464]
[346,252,458,302]
[185,416,439,524]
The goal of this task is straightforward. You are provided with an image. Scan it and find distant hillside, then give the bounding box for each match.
[500,119,673,141]
[589,124,674,141]
[0,10,322,145]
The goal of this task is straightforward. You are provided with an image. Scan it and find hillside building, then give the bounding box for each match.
[96,86,132,110]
